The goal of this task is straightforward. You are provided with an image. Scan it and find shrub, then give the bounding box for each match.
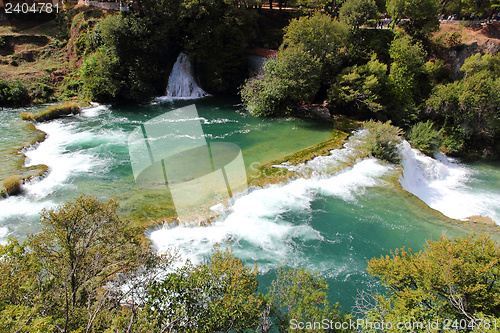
[31,83,54,103]
[362,120,403,163]
[241,46,321,117]
[80,47,121,102]
[407,120,443,156]
[0,80,31,107]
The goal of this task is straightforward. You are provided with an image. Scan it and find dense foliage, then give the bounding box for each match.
[2,196,499,332]
[0,80,30,107]
[361,120,403,163]
[407,120,443,155]
[427,52,500,155]
[366,234,500,331]
[240,46,321,116]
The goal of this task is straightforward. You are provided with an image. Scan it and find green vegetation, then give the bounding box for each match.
[329,54,388,116]
[0,195,175,333]
[427,52,500,156]
[269,267,350,332]
[240,46,321,116]
[0,80,30,107]
[144,246,263,332]
[408,120,443,156]
[340,0,378,28]
[366,234,500,330]
[1,197,499,332]
[386,0,439,39]
[20,102,80,122]
[362,120,403,164]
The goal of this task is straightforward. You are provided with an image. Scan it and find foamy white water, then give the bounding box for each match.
[0,117,120,243]
[399,141,500,224]
[155,53,209,102]
[280,130,367,177]
[150,158,391,270]
[23,121,100,198]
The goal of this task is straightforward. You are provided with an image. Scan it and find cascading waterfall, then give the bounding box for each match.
[163,53,208,100]
[399,141,500,224]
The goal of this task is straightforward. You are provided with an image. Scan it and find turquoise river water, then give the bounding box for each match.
[1,97,499,311]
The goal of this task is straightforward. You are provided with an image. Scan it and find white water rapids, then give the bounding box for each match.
[399,141,500,223]
[150,133,500,267]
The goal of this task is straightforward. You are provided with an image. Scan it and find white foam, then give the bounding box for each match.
[80,104,110,118]
[23,121,100,198]
[400,141,500,224]
[0,227,8,245]
[279,130,367,177]
[150,158,391,270]
[154,53,209,102]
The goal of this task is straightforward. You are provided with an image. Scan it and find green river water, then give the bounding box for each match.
[1,97,499,311]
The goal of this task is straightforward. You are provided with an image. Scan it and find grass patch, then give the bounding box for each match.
[20,102,80,122]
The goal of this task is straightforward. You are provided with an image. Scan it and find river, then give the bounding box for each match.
[1,97,499,311]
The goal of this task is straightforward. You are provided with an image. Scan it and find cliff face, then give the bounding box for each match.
[440,22,500,79]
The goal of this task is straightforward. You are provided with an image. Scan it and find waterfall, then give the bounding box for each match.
[163,53,208,100]
[399,141,499,223]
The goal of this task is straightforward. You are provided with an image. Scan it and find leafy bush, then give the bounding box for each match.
[329,53,388,116]
[240,46,321,116]
[31,83,54,103]
[427,52,500,152]
[281,11,349,81]
[407,120,443,156]
[387,35,427,126]
[362,120,403,163]
[0,80,30,107]
[80,47,121,102]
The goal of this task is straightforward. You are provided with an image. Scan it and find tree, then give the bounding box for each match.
[339,0,378,28]
[386,0,440,39]
[281,11,349,81]
[387,35,427,126]
[267,267,350,332]
[329,53,388,116]
[240,46,322,116]
[366,234,500,331]
[144,245,263,332]
[0,195,176,333]
[426,53,500,154]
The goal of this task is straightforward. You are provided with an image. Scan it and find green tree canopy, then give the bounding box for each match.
[144,245,263,332]
[427,52,500,153]
[240,46,322,116]
[388,35,428,125]
[387,0,440,38]
[329,54,388,116]
[340,0,378,28]
[0,195,175,333]
[366,234,500,331]
[281,11,349,80]
[268,266,350,332]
